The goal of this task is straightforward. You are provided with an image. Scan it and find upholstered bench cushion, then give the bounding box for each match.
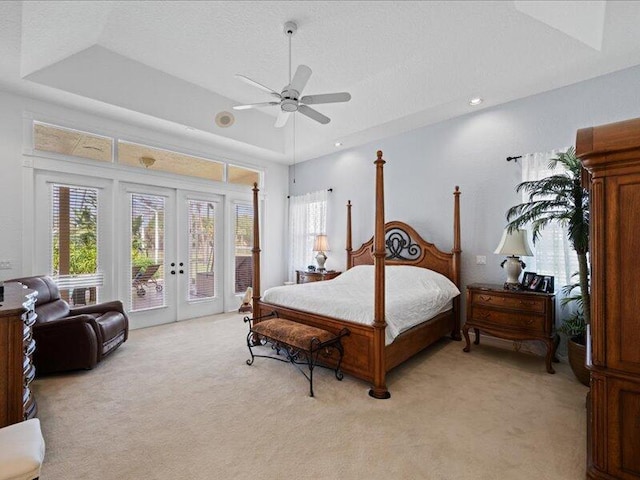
[252,318,335,351]
[0,419,45,480]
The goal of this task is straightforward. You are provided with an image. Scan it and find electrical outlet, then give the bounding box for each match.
[0,260,12,270]
[476,255,487,265]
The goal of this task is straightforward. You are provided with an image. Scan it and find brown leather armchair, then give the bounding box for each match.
[9,276,129,375]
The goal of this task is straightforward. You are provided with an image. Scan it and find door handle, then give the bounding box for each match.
[171,262,176,267]
[170,270,176,275]
[179,262,184,267]
[179,270,184,274]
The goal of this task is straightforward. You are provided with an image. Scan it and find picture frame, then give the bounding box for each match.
[529,275,544,291]
[521,271,537,289]
[540,275,555,293]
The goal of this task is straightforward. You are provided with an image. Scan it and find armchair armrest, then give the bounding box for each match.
[32,315,101,373]
[70,300,126,316]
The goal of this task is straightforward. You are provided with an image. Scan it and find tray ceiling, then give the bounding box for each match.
[2,1,640,164]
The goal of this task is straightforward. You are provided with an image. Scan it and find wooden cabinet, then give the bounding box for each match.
[578,117,640,480]
[0,282,38,428]
[464,283,558,373]
[295,270,341,284]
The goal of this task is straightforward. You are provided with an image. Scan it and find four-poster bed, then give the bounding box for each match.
[251,151,462,398]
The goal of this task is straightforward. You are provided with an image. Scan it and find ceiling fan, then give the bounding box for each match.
[233,21,351,128]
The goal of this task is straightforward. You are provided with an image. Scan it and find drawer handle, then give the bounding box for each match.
[524,318,534,325]
[519,300,537,307]
[479,296,493,302]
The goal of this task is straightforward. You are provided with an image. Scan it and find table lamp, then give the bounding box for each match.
[313,234,330,272]
[494,228,533,290]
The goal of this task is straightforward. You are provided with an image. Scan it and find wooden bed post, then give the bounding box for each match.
[370,151,391,399]
[451,186,462,340]
[346,200,352,270]
[252,182,261,310]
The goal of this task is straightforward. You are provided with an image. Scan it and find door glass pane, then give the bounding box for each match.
[188,200,216,300]
[130,194,165,311]
[51,184,102,306]
[235,204,253,294]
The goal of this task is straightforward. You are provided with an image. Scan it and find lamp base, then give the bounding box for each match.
[501,256,525,288]
[315,251,327,272]
[503,282,522,291]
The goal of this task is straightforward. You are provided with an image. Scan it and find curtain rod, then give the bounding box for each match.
[287,188,332,199]
[506,155,522,163]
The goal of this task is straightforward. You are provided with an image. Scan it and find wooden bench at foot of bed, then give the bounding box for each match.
[252,303,455,384]
[244,312,350,397]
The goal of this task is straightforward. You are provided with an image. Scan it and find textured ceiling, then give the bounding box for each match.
[2,1,640,164]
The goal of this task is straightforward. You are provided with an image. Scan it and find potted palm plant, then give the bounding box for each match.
[558,278,589,385]
[505,147,590,385]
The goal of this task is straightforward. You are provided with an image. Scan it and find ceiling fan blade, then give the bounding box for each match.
[298,105,330,125]
[289,65,312,95]
[274,110,291,128]
[233,101,279,111]
[235,74,281,97]
[300,92,351,105]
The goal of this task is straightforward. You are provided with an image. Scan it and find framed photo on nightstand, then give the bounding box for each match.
[529,275,544,291]
[541,275,555,293]
[521,271,537,289]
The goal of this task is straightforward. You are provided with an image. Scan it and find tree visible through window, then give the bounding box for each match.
[51,184,101,305]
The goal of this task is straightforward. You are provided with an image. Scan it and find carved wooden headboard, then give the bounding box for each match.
[345,186,461,287]
[348,221,456,281]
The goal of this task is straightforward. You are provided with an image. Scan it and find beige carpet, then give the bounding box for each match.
[33,313,588,479]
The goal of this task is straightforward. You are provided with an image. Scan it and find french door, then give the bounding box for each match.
[119,183,223,328]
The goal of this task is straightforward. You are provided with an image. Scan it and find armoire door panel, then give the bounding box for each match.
[608,176,640,374]
[608,379,640,478]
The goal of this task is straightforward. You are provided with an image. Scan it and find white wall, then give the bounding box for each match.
[0,88,289,298]
[289,65,640,293]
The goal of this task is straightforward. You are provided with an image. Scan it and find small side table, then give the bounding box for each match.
[464,283,560,374]
[296,270,341,284]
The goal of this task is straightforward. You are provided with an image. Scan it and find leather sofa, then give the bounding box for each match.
[9,276,129,375]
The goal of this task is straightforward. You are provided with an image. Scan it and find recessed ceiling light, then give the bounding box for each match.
[334,142,342,147]
[469,97,483,106]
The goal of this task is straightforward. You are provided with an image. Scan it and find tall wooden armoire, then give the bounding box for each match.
[577,117,640,480]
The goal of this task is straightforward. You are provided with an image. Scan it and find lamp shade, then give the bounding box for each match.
[313,234,330,252]
[494,229,533,256]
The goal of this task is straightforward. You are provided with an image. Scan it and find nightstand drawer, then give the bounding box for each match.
[471,306,545,332]
[471,291,545,313]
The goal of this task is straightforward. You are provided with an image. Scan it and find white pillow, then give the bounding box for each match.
[337,264,460,301]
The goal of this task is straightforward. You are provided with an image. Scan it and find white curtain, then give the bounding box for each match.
[520,148,579,288]
[287,190,328,282]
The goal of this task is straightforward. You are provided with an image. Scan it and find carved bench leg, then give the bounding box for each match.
[246,331,256,366]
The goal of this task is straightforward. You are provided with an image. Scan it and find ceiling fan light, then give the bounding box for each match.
[281,99,298,112]
[469,97,483,106]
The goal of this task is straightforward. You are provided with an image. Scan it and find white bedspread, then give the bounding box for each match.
[262,265,460,345]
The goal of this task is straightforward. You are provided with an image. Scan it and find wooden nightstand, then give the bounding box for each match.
[295,270,341,284]
[464,283,559,374]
